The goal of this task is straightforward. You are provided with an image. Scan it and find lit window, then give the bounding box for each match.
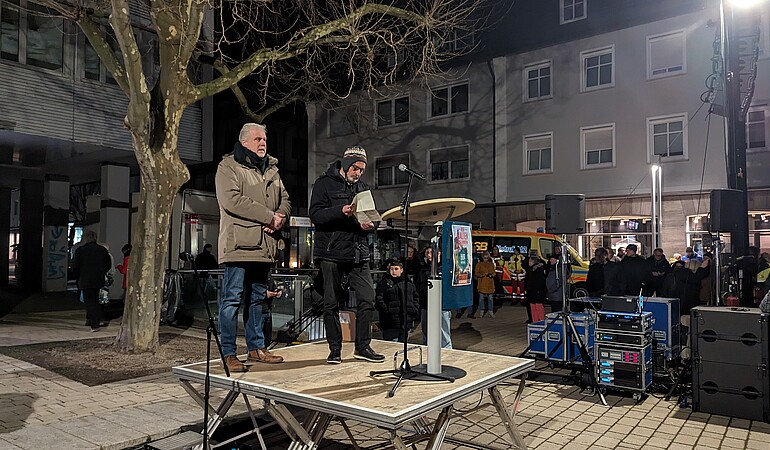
[581,124,615,169]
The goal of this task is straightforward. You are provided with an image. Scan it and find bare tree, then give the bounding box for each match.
[38,0,489,353]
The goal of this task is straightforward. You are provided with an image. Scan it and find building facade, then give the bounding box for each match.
[307,0,770,259]
[0,0,213,289]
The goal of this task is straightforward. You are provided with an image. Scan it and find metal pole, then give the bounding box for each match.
[722,0,751,257]
[651,165,658,252]
[657,165,663,251]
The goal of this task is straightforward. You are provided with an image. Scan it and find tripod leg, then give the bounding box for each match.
[565,315,608,406]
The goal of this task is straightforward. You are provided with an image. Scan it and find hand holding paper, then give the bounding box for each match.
[350,191,381,223]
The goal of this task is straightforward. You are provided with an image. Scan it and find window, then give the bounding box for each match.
[561,0,586,24]
[0,0,64,71]
[747,106,768,151]
[523,132,553,174]
[327,105,357,137]
[80,31,120,84]
[440,28,475,52]
[0,0,19,61]
[386,49,404,69]
[581,124,615,169]
[429,145,469,182]
[647,113,687,160]
[375,154,410,187]
[430,82,469,118]
[25,2,62,70]
[524,61,552,101]
[376,96,409,127]
[647,30,686,79]
[581,46,614,92]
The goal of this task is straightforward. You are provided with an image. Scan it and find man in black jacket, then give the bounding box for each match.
[646,248,671,296]
[586,247,607,297]
[619,244,649,295]
[71,230,112,332]
[309,146,384,364]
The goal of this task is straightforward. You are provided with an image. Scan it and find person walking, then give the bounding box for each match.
[475,251,496,317]
[375,260,420,342]
[309,145,385,364]
[215,122,291,372]
[71,230,112,332]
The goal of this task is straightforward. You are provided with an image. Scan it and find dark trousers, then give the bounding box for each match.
[82,289,102,328]
[319,260,374,352]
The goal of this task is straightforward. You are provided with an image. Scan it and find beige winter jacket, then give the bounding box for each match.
[215,153,291,264]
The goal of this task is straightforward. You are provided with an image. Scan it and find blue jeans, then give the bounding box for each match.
[480,293,494,313]
[218,263,270,356]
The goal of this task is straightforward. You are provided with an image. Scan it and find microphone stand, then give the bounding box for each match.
[370,172,454,397]
[182,253,230,449]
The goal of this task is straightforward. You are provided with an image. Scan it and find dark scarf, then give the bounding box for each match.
[233,142,269,174]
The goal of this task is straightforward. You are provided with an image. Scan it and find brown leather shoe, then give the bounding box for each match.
[247,348,284,364]
[223,355,248,372]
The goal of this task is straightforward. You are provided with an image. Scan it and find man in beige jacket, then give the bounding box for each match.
[215,123,291,372]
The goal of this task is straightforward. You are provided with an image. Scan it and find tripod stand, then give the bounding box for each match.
[519,241,607,406]
[180,252,230,449]
[370,170,454,397]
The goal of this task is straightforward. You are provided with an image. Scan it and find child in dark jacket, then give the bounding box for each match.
[376,260,420,343]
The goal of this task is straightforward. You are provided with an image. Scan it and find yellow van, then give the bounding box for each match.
[471,230,590,297]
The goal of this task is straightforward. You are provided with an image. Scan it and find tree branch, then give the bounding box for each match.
[192,3,424,102]
[110,0,151,131]
[35,0,131,93]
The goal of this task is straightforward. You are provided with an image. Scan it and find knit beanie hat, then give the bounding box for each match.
[341,146,368,171]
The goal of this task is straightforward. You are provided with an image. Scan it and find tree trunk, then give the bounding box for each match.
[115,112,188,353]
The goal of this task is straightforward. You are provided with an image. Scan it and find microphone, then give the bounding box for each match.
[398,164,425,180]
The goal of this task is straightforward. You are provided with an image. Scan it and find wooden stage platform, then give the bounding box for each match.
[173,340,534,449]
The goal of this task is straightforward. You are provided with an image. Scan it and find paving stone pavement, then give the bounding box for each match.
[1,301,770,449]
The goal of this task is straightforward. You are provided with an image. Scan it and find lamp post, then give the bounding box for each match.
[651,164,662,252]
[721,0,762,257]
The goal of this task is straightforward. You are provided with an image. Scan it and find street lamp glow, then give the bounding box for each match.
[731,0,765,8]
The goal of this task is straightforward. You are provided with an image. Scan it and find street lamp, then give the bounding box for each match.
[650,164,662,252]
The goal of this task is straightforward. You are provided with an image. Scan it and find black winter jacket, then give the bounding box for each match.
[309,162,372,263]
[619,255,649,295]
[375,275,420,330]
[72,242,112,290]
[586,261,606,296]
[604,261,624,296]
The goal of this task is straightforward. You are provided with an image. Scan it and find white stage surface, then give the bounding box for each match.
[173,340,533,450]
